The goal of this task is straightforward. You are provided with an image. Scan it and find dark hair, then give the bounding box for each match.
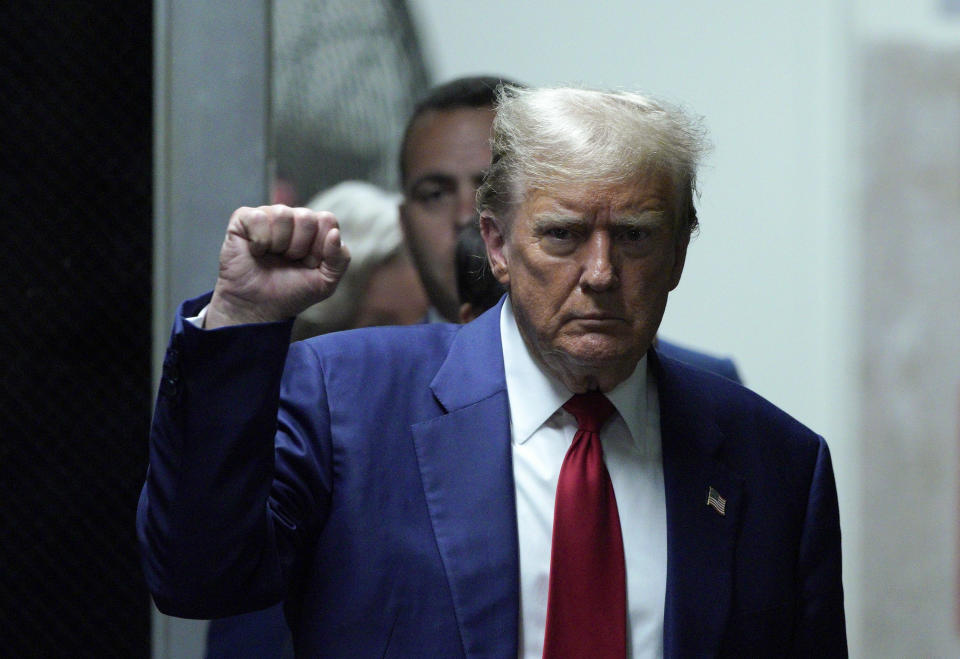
[399,75,522,185]
[455,223,505,314]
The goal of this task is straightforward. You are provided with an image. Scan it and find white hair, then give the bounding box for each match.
[293,180,404,340]
[477,85,710,235]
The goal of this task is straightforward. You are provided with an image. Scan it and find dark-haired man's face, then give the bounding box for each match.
[400,107,495,321]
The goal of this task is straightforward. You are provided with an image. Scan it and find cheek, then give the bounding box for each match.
[511,246,563,285]
[510,273,575,334]
[619,256,669,290]
[409,215,456,259]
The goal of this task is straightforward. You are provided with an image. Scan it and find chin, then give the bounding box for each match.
[559,337,640,371]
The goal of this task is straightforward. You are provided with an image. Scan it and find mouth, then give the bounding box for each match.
[570,313,625,324]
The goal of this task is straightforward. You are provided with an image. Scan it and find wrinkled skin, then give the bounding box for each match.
[481,176,688,393]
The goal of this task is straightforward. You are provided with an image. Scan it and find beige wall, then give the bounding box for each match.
[859,43,960,657]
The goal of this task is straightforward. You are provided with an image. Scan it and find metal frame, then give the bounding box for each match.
[152,1,271,655]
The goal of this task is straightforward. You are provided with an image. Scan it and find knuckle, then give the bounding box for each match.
[262,204,292,227]
[315,210,338,227]
[292,207,318,226]
[245,207,268,222]
[232,206,256,221]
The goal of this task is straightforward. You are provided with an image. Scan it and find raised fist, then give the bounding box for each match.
[206,205,351,328]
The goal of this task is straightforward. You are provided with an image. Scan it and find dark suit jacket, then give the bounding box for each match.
[656,338,741,383]
[138,294,846,657]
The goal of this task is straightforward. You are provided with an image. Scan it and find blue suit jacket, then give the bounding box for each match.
[656,338,740,383]
[139,294,845,657]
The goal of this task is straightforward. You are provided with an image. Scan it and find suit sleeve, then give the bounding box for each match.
[136,296,333,619]
[792,437,848,656]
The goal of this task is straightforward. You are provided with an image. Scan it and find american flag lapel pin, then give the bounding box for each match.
[706,486,727,516]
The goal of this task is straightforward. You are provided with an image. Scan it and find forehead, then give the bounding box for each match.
[519,175,677,219]
[402,107,495,185]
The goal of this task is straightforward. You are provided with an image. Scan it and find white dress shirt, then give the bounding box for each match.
[500,298,667,659]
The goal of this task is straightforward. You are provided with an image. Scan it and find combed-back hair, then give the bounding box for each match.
[398,75,523,185]
[477,85,710,236]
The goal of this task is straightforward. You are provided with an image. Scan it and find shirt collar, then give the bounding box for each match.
[500,297,648,448]
[425,306,448,324]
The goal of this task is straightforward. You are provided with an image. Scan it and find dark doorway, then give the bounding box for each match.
[1,3,153,656]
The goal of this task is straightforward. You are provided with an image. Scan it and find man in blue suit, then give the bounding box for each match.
[208,75,737,659]
[139,85,845,656]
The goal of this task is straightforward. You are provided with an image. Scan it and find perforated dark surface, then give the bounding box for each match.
[0,3,152,656]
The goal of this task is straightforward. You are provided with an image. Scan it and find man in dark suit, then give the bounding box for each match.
[139,84,844,656]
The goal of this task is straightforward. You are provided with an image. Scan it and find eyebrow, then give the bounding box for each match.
[530,214,588,233]
[405,169,489,194]
[532,209,668,231]
[406,173,456,191]
[611,210,670,228]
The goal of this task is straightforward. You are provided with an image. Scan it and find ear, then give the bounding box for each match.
[458,302,475,324]
[480,212,510,286]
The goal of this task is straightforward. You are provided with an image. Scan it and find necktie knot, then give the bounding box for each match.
[563,392,616,433]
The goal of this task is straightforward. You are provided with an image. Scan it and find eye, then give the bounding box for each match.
[413,188,444,204]
[546,227,573,240]
[620,227,650,243]
[409,181,454,207]
[537,225,581,255]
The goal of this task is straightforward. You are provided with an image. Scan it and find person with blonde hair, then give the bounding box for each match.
[141,85,844,657]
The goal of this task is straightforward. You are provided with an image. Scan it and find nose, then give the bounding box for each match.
[580,231,618,292]
[456,187,478,229]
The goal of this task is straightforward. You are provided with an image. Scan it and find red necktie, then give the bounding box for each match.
[543,392,626,659]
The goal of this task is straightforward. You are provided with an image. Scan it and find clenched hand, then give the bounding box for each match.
[206,205,351,328]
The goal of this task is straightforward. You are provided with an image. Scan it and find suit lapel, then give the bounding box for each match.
[411,302,519,658]
[652,349,744,658]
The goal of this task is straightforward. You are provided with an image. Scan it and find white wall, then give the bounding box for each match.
[408,0,862,647]
[854,0,960,43]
